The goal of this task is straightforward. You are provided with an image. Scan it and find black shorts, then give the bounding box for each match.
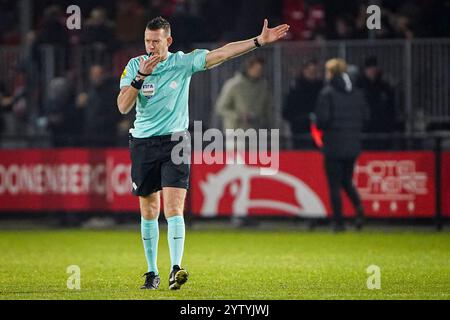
[129,131,191,196]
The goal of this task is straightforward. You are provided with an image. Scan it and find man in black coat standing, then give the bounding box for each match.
[282,59,323,149]
[77,65,121,147]
[315,58,369,232]
[356,56,396,149]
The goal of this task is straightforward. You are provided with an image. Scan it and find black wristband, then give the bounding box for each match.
[138,70,151,77]
[254,37,262,48]
[131,77,144,90]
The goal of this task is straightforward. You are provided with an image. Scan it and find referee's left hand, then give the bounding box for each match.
[138,54,161,78]
[257,19,290,46]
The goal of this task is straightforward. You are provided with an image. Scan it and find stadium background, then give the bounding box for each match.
[0,0,449,300]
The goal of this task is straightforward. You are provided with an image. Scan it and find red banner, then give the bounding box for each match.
[0,149,138,211]
[442,152,450,217]
[191,151,436,218]
[0,149,438,217]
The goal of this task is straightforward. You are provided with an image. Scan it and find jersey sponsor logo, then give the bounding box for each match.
[170,81,178,89]
[141,83,155,98]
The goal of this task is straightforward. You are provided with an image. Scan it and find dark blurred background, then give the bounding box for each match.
[0,0,449,149]
[0,0,449,230]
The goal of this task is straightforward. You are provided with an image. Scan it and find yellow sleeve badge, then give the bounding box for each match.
[121,68,127,79]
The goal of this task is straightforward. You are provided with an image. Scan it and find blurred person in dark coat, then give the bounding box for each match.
[81,7,116,50]
[282,59,322,149]
[315,58,369,232]
[356,56,396,134]
[44,77,82,147]
[77,65,121,147]
[0,82,13,141]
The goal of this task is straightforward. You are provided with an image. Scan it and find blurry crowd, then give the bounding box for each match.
[42,65,130,147]
[1,0,448,46]
[215,54,396,149]
[0,0,449,148]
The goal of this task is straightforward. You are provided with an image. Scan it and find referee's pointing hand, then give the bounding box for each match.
[138,54,161,78]
[257,19,290,46]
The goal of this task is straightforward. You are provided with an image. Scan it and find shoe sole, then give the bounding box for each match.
[169,269,188,290]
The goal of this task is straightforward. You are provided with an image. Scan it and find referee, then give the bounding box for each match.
[117,16,289,290]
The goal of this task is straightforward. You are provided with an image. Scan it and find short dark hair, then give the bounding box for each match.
[245,56,265,70]
[302,58,318,69]
[146,16,171,35]
[364,55,378,68]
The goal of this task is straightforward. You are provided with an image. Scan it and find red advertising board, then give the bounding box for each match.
[0,149,138,211]
[442,152,450,217]
[0,149,438,217]
[191,151,436,218]
[352,152,435,217]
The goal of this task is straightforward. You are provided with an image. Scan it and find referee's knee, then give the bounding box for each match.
[141,209,159,220]
[139,199,160,220]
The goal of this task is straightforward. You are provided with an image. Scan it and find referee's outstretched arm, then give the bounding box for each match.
[205,19,290,69]
[117,19,289,115]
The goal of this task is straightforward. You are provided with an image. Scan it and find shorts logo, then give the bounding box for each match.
[141,83,155,98]
[132,182,137,190]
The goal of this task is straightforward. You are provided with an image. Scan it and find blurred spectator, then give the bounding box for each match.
[284,0,326,40]
[169,0,207,51]
[315,58,369,232]
[355,56,396,134]
[329,15,354,39]
[115,0,147,44]
[391,15,414,39]
[198,0,241,42]
[0,73,29,142]
[81,7,116,50]
[228,0,282,41]
[0,0,20,45]
[35,5,68,47]
[44,77,82,147]
[282,59,323,148]
[26,5,69,112]
[147,0,179,17]
[0,82,13,139]
[215,56,273,132]
[31,5,69,75]
[215,56,273,229]
[353,3,369,39]
[77,65,121,147]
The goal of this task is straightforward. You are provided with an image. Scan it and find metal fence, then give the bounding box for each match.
[1,38,449,142]
[193,39,450,135]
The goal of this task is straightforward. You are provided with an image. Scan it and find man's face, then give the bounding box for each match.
[247,63,263,80]
[89,65,104,86]
[364,66,379,81]
[302,63,318,81]
[144,28,172,58]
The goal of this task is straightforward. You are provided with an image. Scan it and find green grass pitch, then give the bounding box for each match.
[0,229,449,300]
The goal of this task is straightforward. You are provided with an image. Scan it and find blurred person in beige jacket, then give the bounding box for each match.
[216,56,273,133]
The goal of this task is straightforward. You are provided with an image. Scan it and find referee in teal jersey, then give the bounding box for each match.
[117,16,289,290]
